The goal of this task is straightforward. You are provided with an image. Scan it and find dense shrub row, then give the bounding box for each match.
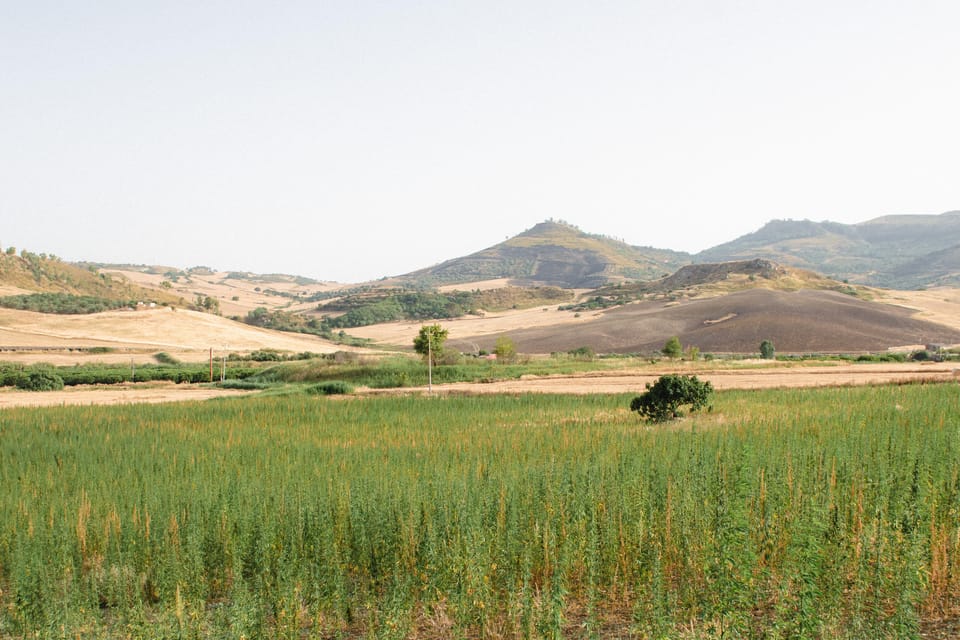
[240,308,370,346]
[0,363,260,389]
[0,292,137,314]
[319,290,479,328]
[307,380,354,395]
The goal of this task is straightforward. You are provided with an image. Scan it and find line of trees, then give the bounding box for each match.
[0,293,137,314]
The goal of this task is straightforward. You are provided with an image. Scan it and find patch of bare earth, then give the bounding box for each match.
[922,617,960,639]
[349,287,960,356]
[361,362,959,396]
[878,287,960,332]
[448,289,960,355]
[108,268,344,317]
[0,382,252,409]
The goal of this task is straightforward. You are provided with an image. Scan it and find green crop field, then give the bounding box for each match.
[1,384,958,638]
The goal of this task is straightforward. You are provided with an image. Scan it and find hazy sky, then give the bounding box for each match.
[2,1,958,282]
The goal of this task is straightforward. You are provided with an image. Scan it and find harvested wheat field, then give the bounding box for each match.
[0,306,354,364]
[0,382,253,408]
[106,268,342,317]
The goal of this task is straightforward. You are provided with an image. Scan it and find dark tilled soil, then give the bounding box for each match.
[921,616,960,639]
[450,289,960,355]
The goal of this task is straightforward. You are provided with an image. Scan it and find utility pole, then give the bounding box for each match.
[427,327,433,394]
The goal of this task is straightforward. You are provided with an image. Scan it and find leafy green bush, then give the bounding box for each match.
[661,336,682,359]
[249,349,284,362]
[856,352,908,363]
[15,370,65,391]
[48,364,259,387]
[218,379,274,390]
[0,293,135,314]
[308,381,354,395]
[630,374,713,422]
[568,346,595,360]
[86,346,115,354]
[759,339,775,359]
[154,352,180,365]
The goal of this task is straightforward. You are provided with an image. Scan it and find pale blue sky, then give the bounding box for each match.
[2,1,958,282]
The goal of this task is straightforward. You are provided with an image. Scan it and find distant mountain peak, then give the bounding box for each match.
[397,220,689,288]
[520,219,579,233]
[697,210,960,288]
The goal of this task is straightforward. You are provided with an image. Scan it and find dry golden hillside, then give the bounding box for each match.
[0,307,355,364]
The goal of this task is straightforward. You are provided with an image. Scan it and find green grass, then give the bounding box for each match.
[1,384,958,637]
[249,354,660,389]
[248,352,914,390]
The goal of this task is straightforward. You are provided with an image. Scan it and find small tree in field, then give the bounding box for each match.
[414,324,448,366]
[662,336,682,359]
[494,336,517,363]
[759,339,775,359]
[630,374,713,422]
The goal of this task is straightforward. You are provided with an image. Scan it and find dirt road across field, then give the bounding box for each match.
[0,363,956,409]
[362,362,960,396]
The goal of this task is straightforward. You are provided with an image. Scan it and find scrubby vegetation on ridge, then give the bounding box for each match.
[0,293,147,314]
[0,249,183,306]
[561,260,874,312]
[315,286,572,328]
[239,307,371,346]
[240,286,574,336]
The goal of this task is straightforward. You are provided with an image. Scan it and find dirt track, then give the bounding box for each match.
[0,383,252,409]
[362,362,960,396]
[0,363,956,409]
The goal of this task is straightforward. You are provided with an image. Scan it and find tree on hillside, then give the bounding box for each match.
[194,294,220,315]
[759,339,776,359]
[414,324,448,366]
[662,336,682,359]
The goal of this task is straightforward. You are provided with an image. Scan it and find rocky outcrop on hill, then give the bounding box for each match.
[649,259,785,291]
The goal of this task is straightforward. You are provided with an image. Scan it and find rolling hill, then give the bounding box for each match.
[0,250,184,305]
[695,211,960,288]
[399,220,690,288]
[0,306,352,363]
[560,259,873,313]
[4,211,960,358]
[445,288,960,355]
[0,252,351,361]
